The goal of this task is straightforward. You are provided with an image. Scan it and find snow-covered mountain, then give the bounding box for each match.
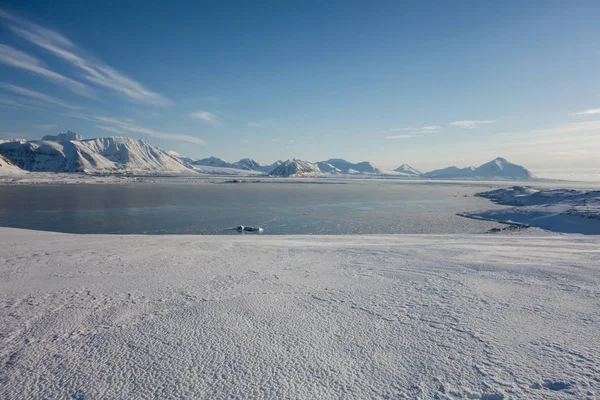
[187,156,279,174]
[269,159,322,177]
[231,158,279,173]
[394,164,422,176]
[325,159,381,174]
[472,157,533,179]
[424,158,533,180]
[191,156,231,168]
[424,166,476,179]
[0,136,195,175]
[0,132,536,180]
[42,130,83,142]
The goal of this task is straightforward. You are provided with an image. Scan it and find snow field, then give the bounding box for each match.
[0,229,599,398]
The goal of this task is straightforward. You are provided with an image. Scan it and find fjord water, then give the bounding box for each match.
[0,180,506,234]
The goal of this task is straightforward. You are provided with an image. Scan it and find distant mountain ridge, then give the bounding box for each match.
[0,131,535,180]
[423,158,533,179]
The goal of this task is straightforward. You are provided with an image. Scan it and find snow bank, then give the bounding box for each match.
[1,228,599,398]
[462,186,600,234]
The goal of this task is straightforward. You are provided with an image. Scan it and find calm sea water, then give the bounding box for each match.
[0,180,507,234]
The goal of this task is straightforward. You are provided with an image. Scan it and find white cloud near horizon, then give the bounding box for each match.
[570,108,600,116]
[0,9,169,105]
[0,44,94,97]
[190,111,220,126]
[449,120,496,129]
[0,82,80,109]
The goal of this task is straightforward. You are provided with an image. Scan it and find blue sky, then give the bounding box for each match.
[0,1,599,178]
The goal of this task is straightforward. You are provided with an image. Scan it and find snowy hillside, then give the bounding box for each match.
[315,161,342,174]
[424,158,533,180]
[0,136,196,175]
[269,159,322,177]
[0,154,25,175]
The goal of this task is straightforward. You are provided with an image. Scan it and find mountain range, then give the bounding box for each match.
[0,131,535,180]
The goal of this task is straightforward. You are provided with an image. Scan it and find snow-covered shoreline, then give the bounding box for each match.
[462,186,600,235]
[1,228,599,398]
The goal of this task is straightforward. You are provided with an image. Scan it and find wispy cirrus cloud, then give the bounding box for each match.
[385,135,417,139]
[449,120,496,129]
[0,97,43,111]
[95,125,124,134]
[570,108,600,117]
[35,124,58,130]
[190,111,220,126]
[0,44,93,97]
[390,125,442,134]
[93,115,205,145]
[0,9,169,105]
[0,82,79,109]
[384,125,441,139]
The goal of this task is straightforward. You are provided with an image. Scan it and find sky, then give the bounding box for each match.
[0,0,599,179]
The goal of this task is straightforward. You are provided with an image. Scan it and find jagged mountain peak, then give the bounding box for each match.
[394,164,422,176]
[42,130,84,142]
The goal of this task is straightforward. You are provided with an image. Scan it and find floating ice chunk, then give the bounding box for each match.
[237,226,264,233]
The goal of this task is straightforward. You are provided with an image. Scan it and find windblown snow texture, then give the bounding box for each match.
[1,228,598,399]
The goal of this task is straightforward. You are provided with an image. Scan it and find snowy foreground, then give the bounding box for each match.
[1,229,599,399]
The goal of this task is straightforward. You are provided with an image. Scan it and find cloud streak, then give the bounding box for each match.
[384,125,441,139]
[94,116,205,145]
[385,135,416,139]
[449,120,496,129]
[0,82,79,109]
[0,97,43,110]
[570,108,600,117]
[95,125,124,134]
[0,9,169,105]
[0,44,93,97]
[190,111,220,126]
